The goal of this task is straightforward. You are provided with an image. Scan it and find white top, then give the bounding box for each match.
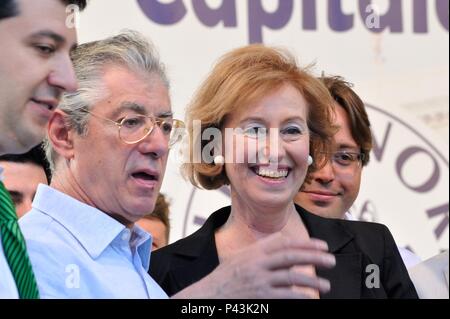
[409,251,449,299]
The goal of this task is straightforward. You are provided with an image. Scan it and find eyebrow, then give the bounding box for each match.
[336,144,360,152]
[157,111,173,119]
[241,116,306,125]
[111,102,173,119]
[31,30,65,43]
[29,30,78,51]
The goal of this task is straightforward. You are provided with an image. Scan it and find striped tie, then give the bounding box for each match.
[0,181,39,299]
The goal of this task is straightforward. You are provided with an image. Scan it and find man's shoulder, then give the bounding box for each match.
[411,251,449,274]
[337,217,390,239]
[326,218,398,260]
[19,210,54,240]
[19,210,87,298]
[19,210,75,257]
[409,251,449,298]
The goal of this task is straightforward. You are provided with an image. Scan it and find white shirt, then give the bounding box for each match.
[409,251,449,299]
[0,166,20,298]
[19,184,168,299]
[344,212,422,268]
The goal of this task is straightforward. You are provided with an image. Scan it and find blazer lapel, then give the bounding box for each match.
[169,237,220,291]
[318,253,362,298]
[296,205,363,298]
[166,207,228,292]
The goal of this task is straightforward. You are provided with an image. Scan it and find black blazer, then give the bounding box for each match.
[150,205,418,298]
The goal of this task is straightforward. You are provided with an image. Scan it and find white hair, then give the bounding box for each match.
[44,30,169,172]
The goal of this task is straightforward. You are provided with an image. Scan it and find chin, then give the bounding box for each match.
[17,128,44,152]
[131,200,156,216]
[254,193,293,209]
[312,207,342,219]
[7,139,36,155]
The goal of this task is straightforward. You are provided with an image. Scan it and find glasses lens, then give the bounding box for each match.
[331,151,364,169]
[119,115,152,144]
[168,119,186,147]
[119,115,186,146]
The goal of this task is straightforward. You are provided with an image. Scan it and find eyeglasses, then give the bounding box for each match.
[85,111,186,147]
[324,151,365,169]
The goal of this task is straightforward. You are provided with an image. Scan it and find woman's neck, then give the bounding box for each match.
[215,191,306,257]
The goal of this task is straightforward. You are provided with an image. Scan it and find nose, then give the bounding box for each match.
[47,55,78,93]
[137,125,169,159]
[262,129,286,164]
[311,160,335,185]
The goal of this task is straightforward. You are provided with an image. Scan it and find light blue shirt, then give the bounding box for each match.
[0,166,19,299]
[19,184,168,299]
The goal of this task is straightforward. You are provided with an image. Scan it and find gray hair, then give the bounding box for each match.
[44,30,170,173]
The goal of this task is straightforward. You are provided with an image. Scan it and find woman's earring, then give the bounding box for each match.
[214,155,225,166]
[307,155,314,166]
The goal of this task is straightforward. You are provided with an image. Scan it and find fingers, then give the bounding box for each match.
[263,249,336,270]
[270,268,331,293]
[262,234,329,254]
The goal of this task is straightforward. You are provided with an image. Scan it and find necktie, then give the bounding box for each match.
[0,181,39,299]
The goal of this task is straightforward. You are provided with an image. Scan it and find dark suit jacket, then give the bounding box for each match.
[150,205,418,298]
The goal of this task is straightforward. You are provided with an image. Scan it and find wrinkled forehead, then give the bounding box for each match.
[92,67,172,117]
[223,83,308,126]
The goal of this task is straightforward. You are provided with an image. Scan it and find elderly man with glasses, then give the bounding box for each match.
[295,75,421,269]
[18,31,181,298]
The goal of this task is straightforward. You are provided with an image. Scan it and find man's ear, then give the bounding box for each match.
[47,110,75,160]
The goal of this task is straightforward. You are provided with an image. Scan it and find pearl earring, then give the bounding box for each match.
[213,155,225,166]
[307,155,314,166]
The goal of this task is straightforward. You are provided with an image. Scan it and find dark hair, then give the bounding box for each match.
[320,76,372,166]
[0,144,52,183]
[60,0,88,10]
[1,0,87,20]
[0,0,18,20]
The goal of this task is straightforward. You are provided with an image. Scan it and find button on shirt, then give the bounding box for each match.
[19,184,168,299]
[0,166,20,298]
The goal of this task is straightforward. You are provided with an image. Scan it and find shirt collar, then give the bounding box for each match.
[132,224,152,271]
[32,184,127,259]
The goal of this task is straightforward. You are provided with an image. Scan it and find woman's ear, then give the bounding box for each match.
[47,110,75,160]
